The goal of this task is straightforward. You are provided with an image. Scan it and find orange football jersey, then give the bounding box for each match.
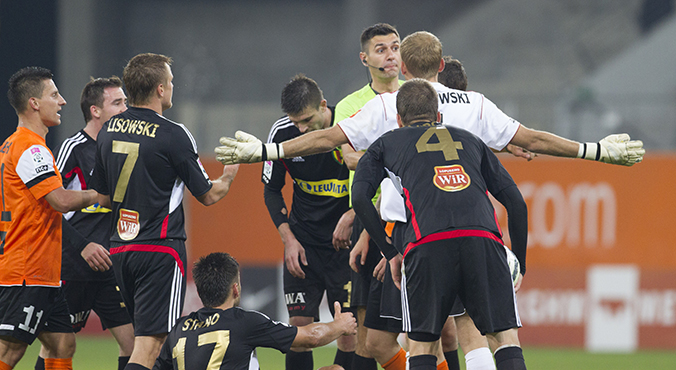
[0,127,63,286]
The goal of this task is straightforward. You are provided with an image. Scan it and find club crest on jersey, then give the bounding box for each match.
[433,165,471,192]
[117,209,140,240]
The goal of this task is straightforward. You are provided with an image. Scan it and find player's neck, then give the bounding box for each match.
[214,300,236,311]
[84,120,103,141]
[17,114,48,139]
[371,76,399,94]
[133,99,164,115]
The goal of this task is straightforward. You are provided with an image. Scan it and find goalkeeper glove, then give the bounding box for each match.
[577,133,645,166]
[215,130,285,164]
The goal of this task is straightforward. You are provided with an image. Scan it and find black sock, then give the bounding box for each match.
[334,349,354,370]
[444,350,460,370]
[118,356,130,370]
[409,354,437,370]
[124,363,151,370]
[494,346,527,370]
[286,350,313,370]
[35,356,45,370]
[351,354,377,370]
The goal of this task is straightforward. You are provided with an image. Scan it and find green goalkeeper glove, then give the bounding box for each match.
[215,130,285,164]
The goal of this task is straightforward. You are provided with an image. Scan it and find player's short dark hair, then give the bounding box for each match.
[80,76,124,123]
[123,53,172,106]
[7,66,53,114]
[439,56,468,91]
[280,74,324,116]
[396,78,438,125]
[360,23,399,52]
[193,252,240,308]
[401,31,443,80]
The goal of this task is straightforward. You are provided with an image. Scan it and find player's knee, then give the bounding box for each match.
[336,333,356,352]
[289,316,314,327]
[44,334,76,358]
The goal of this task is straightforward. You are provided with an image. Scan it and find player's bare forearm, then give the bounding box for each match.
[282,125,348,158]
[510,125,579,157]
[198,164,240,206]
[45,188,98,213]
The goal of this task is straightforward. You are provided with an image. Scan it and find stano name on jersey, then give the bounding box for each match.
[107,118,160,138]
[182,313,220,331]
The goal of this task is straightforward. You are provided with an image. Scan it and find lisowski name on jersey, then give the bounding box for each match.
[107,118,160,138]
[433,165,471,192]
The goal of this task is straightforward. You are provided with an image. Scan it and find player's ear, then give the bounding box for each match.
[397,114,404,128]
[91,105,101,120]
[436,111,442,123]
[232,282,240,300]
[438,58,445,73]
[156,83,164,99]
[28,97,40,111]
[400,61,409,78]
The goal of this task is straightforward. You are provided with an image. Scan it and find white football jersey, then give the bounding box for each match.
[337,82,521,222]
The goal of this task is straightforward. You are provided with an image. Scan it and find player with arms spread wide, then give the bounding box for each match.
[351,78,529,370]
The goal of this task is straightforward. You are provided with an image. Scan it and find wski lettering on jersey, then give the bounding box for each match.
[433,165,471,192]
[107,118,159,138]
[438,91,471,105]
[294,178,349,198]
[182,313,220,331]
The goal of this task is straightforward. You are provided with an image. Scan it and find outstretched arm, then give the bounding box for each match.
[216,126,349,164]
[510,125,644,166]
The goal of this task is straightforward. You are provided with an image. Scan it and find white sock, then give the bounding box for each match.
[465,347,496,370]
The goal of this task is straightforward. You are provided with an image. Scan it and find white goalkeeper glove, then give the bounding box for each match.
[577,133,645,166]
[214,130,285,164]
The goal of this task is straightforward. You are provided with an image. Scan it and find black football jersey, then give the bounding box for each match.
[91,107,212,243]
[55,130,113,281]
[354,123,517,249]
[262,107,350,247]
[153,307,298,370]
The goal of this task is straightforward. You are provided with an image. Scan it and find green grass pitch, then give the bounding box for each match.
[11,335,676,369]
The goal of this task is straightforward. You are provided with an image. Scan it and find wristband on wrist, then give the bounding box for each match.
[578,142,601,161]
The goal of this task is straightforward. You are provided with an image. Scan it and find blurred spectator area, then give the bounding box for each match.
[1,0,673,150]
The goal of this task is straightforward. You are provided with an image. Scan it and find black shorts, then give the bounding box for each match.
[284,243,353,321]
[0,286,73,344]
[377,223,465,328]
[363,273,401,333]
[402,236,520,341]
[349,217,382,308]
[62,275,132,332]
[110,239,187,336]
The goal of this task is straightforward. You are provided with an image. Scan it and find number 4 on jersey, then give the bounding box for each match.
[415,127,463,161]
